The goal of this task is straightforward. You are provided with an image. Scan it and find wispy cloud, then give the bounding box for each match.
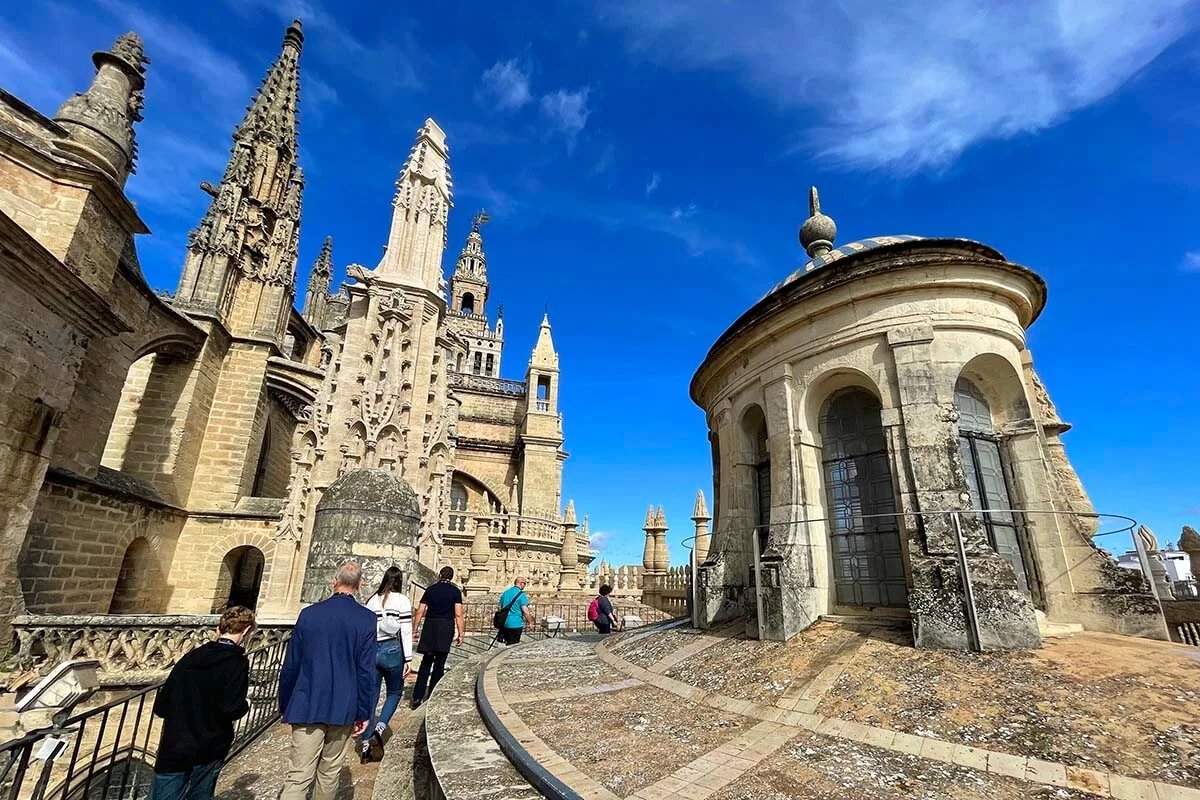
[128,126,229,217]
[600,0,1199,172]
[1182,251,1200,272]
[478,58,533,111]
[231,0,423,92]
[540,86,591,151]
[456,175,521,218]
[0,23,68,109]
[670,202,696,220]
[98,0,251,102]
[645,172,661,195]
[591,142,616,176]
[304,72,341,122]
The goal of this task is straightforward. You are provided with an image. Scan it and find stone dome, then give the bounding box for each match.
[316,468,420,516]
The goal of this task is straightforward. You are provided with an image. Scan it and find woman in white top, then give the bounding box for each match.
[360,566,413,762]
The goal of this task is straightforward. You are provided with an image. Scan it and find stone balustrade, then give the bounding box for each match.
[9,614,294,684]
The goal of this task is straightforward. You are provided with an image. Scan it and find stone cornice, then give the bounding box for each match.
[692,248,1046,406]
[0,210,129,339]
[0,126,148,236]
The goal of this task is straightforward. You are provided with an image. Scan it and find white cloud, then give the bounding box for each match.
[600,0,1199,172]
[230,0,423,92]
[304,73,341,122]
[98,0,251,102]
[670,203,697,220]
[478,58,533,111]
[588,530,613,548]
[645,172,661,195]
[540,86,591,150]
[591,142,616,175]
[1183,251,1200,272]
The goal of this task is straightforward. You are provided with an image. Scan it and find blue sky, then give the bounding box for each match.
[3,0,1199,568]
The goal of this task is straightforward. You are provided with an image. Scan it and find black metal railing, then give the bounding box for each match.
[0,635,290,800]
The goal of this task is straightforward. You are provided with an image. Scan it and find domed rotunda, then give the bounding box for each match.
[689,188,1164,650]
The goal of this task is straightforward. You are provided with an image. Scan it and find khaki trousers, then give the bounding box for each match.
[279,723,354,800]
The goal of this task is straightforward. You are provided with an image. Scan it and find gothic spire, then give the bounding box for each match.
[173,20,305,344]
[54,32,149,186]
[303,235,333,326]
[377,118,453,289]
[529,313,559,370]
[692,490,710,521]
[236,19,303,153]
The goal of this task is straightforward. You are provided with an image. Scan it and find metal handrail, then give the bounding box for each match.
[0,634,290,800]
[677,508,1144,652]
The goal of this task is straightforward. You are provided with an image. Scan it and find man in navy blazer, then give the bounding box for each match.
[278,561,376,800]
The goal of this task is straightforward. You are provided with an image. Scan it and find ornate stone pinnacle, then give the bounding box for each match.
[799,185,837,259]
[107,32,149,79]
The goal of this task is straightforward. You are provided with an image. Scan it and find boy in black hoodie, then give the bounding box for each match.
[151,606,254,800]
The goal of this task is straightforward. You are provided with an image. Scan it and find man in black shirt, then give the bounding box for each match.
[151,606,254,800]
[410,566,463,707]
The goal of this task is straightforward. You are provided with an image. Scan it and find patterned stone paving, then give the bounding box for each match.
[482,626,1200,800]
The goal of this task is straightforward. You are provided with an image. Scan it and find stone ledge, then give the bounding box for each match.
[423,650,542,800]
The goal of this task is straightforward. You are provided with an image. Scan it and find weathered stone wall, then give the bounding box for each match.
[21,470,184,614]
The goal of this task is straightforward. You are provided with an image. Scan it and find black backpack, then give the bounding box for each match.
[493,588,525,629]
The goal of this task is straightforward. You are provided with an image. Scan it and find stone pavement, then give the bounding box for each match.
[480,627,1200,800]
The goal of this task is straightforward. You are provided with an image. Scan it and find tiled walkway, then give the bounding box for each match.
[481,629,1200,800]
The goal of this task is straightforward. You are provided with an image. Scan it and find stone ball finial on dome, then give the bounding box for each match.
[799,186,837,258]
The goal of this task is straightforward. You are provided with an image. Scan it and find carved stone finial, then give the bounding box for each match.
[799,185,837,259]
[53,31,150,185]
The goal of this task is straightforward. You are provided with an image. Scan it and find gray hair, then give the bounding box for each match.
[334,560,362,590]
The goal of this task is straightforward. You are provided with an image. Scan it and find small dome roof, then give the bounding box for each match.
[317,468,419,515]
[764,235,928,299]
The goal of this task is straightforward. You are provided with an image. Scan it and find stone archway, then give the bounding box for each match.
[214,545,265,612]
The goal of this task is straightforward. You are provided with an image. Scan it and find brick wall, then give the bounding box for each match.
[21,475,184,614]
[187,342,270,509]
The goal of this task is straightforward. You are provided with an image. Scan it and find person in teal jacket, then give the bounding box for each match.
[496,576,531,645]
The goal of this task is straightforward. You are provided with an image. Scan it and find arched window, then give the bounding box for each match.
[819,388,906,609]
[449,481,469,532]
[536,376,551,411]
[214,546,265,612]
[462,292,475,315]
[954,377,1031,593]
[485,353,495,377]
[740,407,771,556]
[250,421,272,497]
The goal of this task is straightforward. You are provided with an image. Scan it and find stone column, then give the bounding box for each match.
[692,490,711,565]
[464,517,492,596]
[641,506,664,608]
[886,322,1040,650]
[653,506,670,573]
[558,499,580,592]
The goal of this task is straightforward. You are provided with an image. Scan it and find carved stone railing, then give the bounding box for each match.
[9,615,294,685]
[447,372,526,397]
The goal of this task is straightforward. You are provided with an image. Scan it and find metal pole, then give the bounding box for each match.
[690,546,699,629]
[752,527,765,640]
[950,511,982,652]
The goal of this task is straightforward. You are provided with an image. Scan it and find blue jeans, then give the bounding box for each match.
[151,759,222,800]
[365,640,407,741]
